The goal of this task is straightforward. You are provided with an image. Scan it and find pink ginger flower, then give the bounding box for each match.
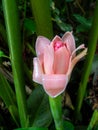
[33,31,87,98]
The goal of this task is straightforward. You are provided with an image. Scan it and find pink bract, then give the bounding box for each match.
[33,31,87,97]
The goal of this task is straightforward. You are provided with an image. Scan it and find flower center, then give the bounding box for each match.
[54,41,65,51]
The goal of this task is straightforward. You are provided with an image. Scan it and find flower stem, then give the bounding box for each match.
[75,0,98,118]
[49,96,64,130]
[30,0,53,39]
[2,0,27,127]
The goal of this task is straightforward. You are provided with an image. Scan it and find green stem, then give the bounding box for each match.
[30,0,53,39]
[75,0,98,117]
[49,96,64,130]
[87,110,98,130]
[2,0,27,127]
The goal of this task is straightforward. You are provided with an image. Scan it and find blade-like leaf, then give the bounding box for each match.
[0,50,5,57]
[9,105,20,127]
[0,70,19,126]
[75,126,87,130]
[91,54,98,73]
[0,70,16,106]
[55,15,72,31]
[73,14,92,28]
[63,121,74,130]
[91,54,98,85]
[27,85,52,127]
[14,127,48,130]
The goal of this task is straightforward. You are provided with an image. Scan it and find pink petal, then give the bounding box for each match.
[33,58,43,84]
[53,46,70,74]
[35,36,51,69]
[42,74,68,97]
[62,32,76,55]
[44,45,54,74]
[36,36,50,57]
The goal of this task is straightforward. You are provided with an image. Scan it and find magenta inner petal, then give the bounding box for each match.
[51,35,62,47]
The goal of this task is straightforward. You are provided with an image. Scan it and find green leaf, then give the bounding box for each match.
[9,105,20,127]
[87,109,98,130]
[55,15,72,31]
[0,71,16,107]
[91,54,98,73]
[93,124,98,130]
[76,24,90,33]
[91,54,98,85]
[75,126,87,130]
[65,0,73,2]
[27,86,52,127]
[0,50,5,57]
[0,50,9,59]
[14,127,48,130]
[63,120,74,130]
[73,14,92,29]
[0,71,19,126]
[24,18,36,34]
[50,1,60,15]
